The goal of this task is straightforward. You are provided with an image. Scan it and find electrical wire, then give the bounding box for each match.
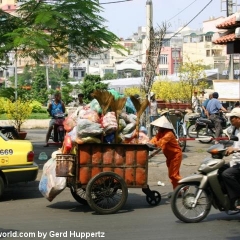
[100,0,133,5]
[167,0,213,40]
[166,0,198,22]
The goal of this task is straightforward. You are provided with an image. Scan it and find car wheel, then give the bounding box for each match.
[0,176,5,198]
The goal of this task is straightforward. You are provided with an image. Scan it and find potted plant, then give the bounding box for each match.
[4,99,33,139]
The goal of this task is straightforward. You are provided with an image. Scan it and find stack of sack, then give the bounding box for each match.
[61,91,150,154]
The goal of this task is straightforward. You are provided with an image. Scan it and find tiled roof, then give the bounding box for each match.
[213,33,237,44]
[216,13,240,29]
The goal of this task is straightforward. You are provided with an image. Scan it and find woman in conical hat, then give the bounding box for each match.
[149,115,182,190]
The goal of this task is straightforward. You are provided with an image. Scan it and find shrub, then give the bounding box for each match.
[29,100,43,113]
[4,99,33,132]
[0,98,7,114]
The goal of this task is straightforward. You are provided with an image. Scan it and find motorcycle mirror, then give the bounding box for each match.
[230,135,239,141]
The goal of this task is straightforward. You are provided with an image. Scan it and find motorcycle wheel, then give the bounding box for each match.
[171,183,212,223]
[58,130,64,142]
[196,127,213,143]
[178,125,186,152]
[187,124,197,138]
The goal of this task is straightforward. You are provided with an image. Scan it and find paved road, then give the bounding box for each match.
[1,129,239,240]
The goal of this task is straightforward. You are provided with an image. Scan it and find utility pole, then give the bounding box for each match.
[227,0,234,80]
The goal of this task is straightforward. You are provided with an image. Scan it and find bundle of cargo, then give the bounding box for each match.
[61,89,150,153]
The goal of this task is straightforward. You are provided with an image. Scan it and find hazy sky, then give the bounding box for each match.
[99,0,234,38]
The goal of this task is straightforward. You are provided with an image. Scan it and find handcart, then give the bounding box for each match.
[55,143,161,214]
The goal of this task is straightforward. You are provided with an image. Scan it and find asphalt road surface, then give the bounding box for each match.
[0,129,240,240]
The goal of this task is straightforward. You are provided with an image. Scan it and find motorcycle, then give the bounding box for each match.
[0,126,19,139]
[189,113,230,143]
[50,113,65,143]
[186,113,201,138]
[171,136,240,223]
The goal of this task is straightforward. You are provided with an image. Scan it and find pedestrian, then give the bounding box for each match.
[192,91,200,113]
[149,115,182,191]
[76,93,86,107]
[44,92,65,147]
[206,92,228,144]
[201,93,213,118]
[221,107,240,209]
[149,92,158,137]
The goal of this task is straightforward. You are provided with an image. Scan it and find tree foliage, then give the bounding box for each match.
[80,75,108,103]
[178,59,207,105]
[102,73,118,80]
[0,0,123,62]
[5,98,33,132]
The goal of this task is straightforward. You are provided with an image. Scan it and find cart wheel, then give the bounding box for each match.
[86,172,128,214]
[70,187,88,205]
[146,190,161,206]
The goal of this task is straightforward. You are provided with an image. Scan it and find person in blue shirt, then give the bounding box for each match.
[201,93,213,118]
[44,92,65,147]
[206,92,228,144]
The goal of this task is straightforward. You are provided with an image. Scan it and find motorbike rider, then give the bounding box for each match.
[206,92,228,144]
[221,107,240,209]
[201,93,213,118]
[44,92,65,147]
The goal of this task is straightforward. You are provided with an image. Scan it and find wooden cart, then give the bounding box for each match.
[56,143,161,214]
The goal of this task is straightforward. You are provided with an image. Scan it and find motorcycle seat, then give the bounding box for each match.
[198,117,212,124]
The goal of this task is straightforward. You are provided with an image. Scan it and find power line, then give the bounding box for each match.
[100,0,133,5]
[167,0,198,22]
[166,0,214,41]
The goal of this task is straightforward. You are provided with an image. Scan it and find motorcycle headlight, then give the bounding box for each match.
[227,127,233,134]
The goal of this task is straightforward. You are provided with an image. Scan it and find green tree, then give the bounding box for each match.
[178,59,207,106]
[102,73,118,80]
[0,0,124,62]
[80,75,108,103]
[31,71,48,104]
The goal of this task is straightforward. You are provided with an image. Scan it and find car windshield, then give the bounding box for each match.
[0,132,9,141]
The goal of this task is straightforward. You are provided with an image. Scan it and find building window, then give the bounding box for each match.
[206,50,211,57]
[160,54,168,64]
[205,35,212,42]
[104,69,114,74]
[212,49,222,56]
[199,35,204,42]
[73,71,78,77]
[159,69,168,76]
[162,39,170,47]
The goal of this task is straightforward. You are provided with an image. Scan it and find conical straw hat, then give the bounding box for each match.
[150,115,174,130]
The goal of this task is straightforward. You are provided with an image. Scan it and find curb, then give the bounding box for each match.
[0,119,49,129]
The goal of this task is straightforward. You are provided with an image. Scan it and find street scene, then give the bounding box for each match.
[1,0,240,240]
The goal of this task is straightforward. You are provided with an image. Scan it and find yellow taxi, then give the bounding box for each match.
[0,133,38,197]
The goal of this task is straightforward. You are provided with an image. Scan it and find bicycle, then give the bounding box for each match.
[151,109,187,152]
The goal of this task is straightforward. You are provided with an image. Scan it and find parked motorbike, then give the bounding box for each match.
[171,136,240,223]
[186,113,201,138]
[189,113,230,143]
[0,126,19,139]
[50,113,65,143]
